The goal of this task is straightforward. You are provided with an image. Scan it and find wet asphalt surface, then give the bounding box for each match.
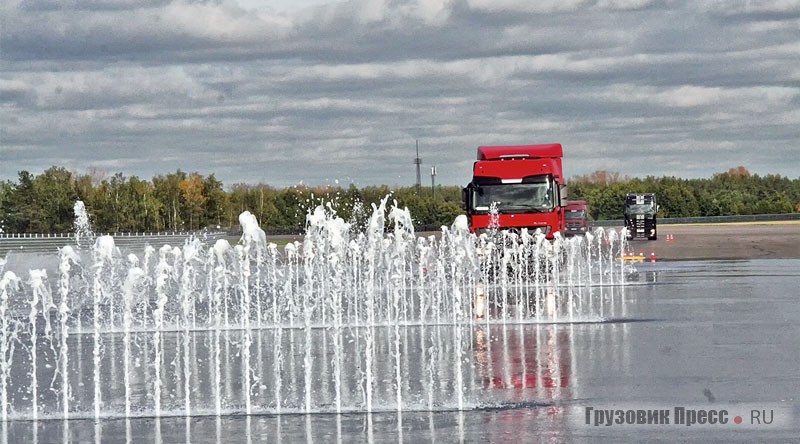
[4,259,799,443]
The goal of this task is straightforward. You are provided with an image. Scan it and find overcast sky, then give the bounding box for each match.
[1,0,798,188]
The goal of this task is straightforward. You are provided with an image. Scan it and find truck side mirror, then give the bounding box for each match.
[461,187,469,211]
[559,184,568,207]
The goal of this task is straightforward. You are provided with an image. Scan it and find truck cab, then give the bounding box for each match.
[565,200,590,236]
[624,193,658,240]
[462,144,568,239]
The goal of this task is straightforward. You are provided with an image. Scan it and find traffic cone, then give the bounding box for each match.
[650,250,656,263]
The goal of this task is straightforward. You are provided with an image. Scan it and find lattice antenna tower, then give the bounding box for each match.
[414,140,422,193]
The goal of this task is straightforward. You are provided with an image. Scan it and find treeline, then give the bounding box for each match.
[569,167,800,220]
[0,166,798,234]
[0,167,463,234]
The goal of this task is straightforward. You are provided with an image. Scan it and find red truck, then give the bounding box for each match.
[565,200,590,236]
[462,144,568,239]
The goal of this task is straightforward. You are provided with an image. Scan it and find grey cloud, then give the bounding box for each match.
[2,0,289,63]
[1,0,798,188]
[699,0,800,21]
[21,0,171,12]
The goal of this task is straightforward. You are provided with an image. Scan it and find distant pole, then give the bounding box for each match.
[431,165,437,198]
[414,140,422,194]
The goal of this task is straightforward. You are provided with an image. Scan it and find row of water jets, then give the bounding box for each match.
[0,199,631,420]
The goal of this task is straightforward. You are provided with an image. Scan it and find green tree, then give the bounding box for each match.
[153,171,187,231]
[658,183,700,218]
[0,171,36,232]
[31,167,78,232]
[0,181,15,232]
[92,173,129,232]
[202,174,229,229]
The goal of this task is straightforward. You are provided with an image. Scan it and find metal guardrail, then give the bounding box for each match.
[0,231,228,255]
[590,213,800,227]
[0,231,201,239]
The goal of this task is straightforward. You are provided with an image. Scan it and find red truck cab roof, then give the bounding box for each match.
[477,144,563,160]
[474,144,564,180]
[566,200,587,209]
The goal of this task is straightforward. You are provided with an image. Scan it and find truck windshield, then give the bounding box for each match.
[625,203,656,214]
[472,180,554,212]
[565,210,586,220]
